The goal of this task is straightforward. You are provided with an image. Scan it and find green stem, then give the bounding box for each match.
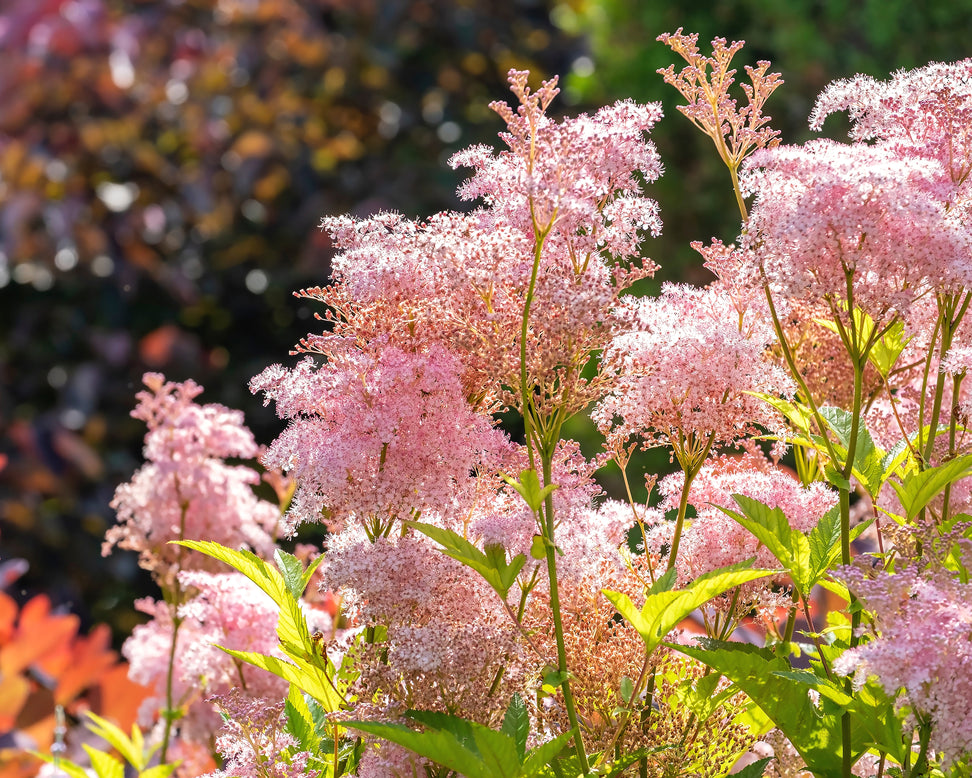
[728,163,748,222]
[941,371,965,521]
[519,204,554,472]
[667,434,715,572]
[761,283,842,467]
[159,501,190,765]
[921,291,971,465]
[908,715,933,778]
[838,312,867,778]
[541,451,589,772]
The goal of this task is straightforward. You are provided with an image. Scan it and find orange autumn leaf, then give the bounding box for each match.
[0,595,79,679]
[54,624,119,706]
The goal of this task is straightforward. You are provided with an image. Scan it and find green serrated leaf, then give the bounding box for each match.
[646,567,677,595]
[519,731,576,778]
[275,548,308,600]
[605,560,775,655]
[818,407,885,497]
[673,639,865,776]
[822,465,852,491]
[345,713,525,778]
[285,683,318,751]
[881,425,951,483]
[221,648,346,712]
[890,454,972,519]
[501,693,530,762]
[300,554,325,594]
[720,496,815,596]
[674,672,731,722]
[746,392,815,435]
[175,540,313,656]
[407,521,524,601]
[808,505,842,585]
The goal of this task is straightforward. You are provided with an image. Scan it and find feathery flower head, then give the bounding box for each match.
[810,58,972,189]
[594,282,792,456]
[744,139,972,317]
[834,565,972,767]
[456,69,664,247]
[252,344,506,533]
[105,373,282,575]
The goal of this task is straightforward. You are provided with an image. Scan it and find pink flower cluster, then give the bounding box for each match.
[835,566,972,766]
[105,373,282,575]
[810,58,972,191]
[594,282,792,453]
[124,572,285,745]
[252,345,506,533]
[104,373,296,755]
[743,140,971,321]
[289,70,665,432]
[655,451,837,584]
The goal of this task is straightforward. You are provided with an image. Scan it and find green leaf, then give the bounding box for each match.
[868,318,912,379]
[344,713,526,778]
[140,765,180,778]
[406,521,526,600]
[747,392,815,436]
[818,407,885,497]
[285,683,319,752]
[221,648,346,713]
[32,754,90,778]
[275,548,309,600]
[501,693,530,762]
[719,496,815,596]
[881,425,951,484]
[530,534,546,560]
[537,746,664,778]
[83,711,145,771]
[851,680,907,764]
[501,469,559,513]
[605,560,775,655]
[619,676,634,704]
[769,671,905,762]
[890,454,972,519]
[807,505,842,586]
[518,732,576,778]
[540,666,571,694]
[674,672,733,722]
[81,746,124,778]
[175,540,312,658]
[647,567,677,595]
[674,639,864,776]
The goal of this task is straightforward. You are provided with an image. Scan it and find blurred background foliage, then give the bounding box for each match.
[1,0,971,652]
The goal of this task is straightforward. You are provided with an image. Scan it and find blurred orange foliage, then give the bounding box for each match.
[0,591,149,778]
